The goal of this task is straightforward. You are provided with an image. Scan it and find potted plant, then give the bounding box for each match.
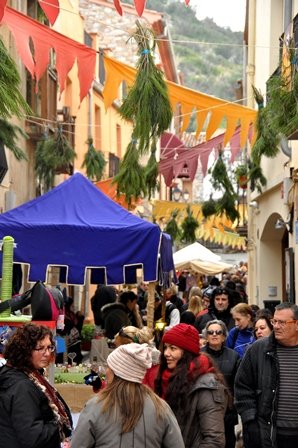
[235,164,248,189]
[81,323,95,351]
[35,124,76,191]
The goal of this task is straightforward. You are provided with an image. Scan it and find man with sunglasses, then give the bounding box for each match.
[235,302,298,448]
[195,286,235,333]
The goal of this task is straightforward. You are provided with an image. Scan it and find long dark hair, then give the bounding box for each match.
[155,347,229,423]
[155,351,198,410]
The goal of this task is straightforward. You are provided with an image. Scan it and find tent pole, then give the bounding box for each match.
[146,282,155,329]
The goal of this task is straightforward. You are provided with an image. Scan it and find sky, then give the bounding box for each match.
[195,0,246,32]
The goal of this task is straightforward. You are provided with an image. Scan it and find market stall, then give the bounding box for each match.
[0,173,175,328]
[174,242,233,275]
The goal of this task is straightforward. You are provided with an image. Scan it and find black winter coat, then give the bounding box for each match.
[234,334,281,448]
[0,365,71,448]
[202,344,240,427]
[195,307,235,333]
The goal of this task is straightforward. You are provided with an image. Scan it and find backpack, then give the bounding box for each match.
[0,281,64,322]
[165,303,177,325]
[30,281,64,321]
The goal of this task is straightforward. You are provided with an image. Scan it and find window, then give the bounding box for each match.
[116,124,121,158]
[109,153,120,178]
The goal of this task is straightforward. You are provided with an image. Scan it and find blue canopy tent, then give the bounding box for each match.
[0,173,175,287]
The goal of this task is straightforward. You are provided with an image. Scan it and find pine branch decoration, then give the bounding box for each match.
[82,138,106,181]
[144,138,159,199]
[164,209,180,243]
[35,126,76,191]
[0,119,28,161]
[113,139,147,206]
[203,151,239,222]
[0,38,31,119]
[180,205,199,243]
[119,20,172,155]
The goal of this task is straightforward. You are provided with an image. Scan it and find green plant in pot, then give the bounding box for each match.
[35,125,76,191]
[234,164,248,189]
[81,323,95,351]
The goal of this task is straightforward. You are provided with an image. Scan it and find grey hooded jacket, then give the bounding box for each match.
[71,394,185,448]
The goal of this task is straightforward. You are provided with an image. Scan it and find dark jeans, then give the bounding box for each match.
[277,432,298,448]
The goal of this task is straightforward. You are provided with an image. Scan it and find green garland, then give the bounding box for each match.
[250,51,298,192]
[35,126,76,191]
[119,21,172,155]
[180,205,199,243]
[0,38,31,119]
[113,139,147,206]
[164,209,180,243]
[203,151,239,222]
[0,119,28,161]
[81,138,106,181]
[115,20,172,204]
[144,139,159,199]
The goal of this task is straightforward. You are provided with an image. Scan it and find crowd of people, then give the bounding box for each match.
[1,262,298,448]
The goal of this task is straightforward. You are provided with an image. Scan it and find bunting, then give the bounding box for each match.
[103,55,257,147]
[38,0,60,26]
[1,7,96,103]
[159,127,253,187]
[0,1,60,25]
[0,0,6,22]
[112,0,190,17]
[153,200,247,250]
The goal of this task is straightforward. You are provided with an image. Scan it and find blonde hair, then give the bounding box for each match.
[188,286,202,299]
[99,376,166,432]
[166,283,178,295]
[188,295,204,315]
[114,326,154,346]
[231,302,254,320]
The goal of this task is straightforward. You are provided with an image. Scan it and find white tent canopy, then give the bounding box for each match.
[173,242,233,275]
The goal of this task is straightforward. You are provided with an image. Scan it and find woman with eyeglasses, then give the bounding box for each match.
[201,320,241,448]
[0,323,72,448]
[155,323,228,447]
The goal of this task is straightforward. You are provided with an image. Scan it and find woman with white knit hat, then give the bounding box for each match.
[71,343,184,448]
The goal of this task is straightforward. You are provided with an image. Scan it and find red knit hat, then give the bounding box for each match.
[162,324,200,355]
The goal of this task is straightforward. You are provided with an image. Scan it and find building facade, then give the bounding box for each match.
[246,0,298,307]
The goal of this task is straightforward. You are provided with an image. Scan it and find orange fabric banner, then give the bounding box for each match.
[103,55,257,146]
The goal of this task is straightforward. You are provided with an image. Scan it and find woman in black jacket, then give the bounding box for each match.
[0,323,72,448]
[201,319,240,448]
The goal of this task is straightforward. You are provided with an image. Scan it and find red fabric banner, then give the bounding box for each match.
[134,0,146,16]
[113,0,123,16]
[2,7,96,103]
[159,127,248,186]
[0,1,60,25]
[38,0,60,25]
[0,0,6,22]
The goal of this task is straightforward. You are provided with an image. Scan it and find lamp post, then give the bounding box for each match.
[183,189,190,202]
[172,187,182,202]
[172,187,190,203]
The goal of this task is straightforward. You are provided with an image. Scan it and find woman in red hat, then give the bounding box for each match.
[155,323,228,448]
